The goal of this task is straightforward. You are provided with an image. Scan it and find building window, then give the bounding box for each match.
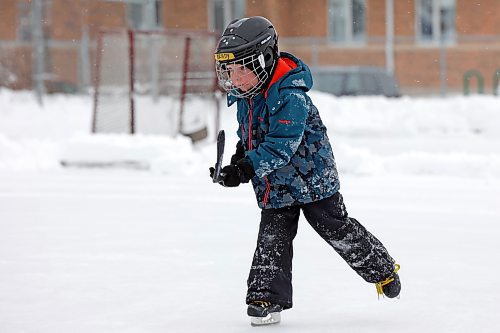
[328,0,366,44]
[416,0,456,44]
[17,1,32,41]
[17,0,51,42]
[127,0,162,30]
[210,0,246,34]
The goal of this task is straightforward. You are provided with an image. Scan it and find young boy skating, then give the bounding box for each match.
[210,16,401,326]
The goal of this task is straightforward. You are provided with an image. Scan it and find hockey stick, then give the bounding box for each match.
[212,130,225,183]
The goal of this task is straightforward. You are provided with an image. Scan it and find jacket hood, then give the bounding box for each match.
[270,52,313,93]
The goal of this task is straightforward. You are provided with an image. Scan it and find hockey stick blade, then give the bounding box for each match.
[212,130,225,183]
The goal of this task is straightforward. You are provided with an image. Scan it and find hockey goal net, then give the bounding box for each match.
[92,29,219,140]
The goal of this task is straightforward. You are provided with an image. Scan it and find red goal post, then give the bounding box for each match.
[92,28,219,140]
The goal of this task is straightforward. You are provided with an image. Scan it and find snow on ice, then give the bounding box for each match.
[0,88,499,332]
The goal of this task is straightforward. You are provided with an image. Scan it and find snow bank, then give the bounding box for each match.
[59,133,200,174]
[0,134,61,171]
[0,89,91,139]
[1,88,499,177]
[310,92,500,138]
[335,142,500,178]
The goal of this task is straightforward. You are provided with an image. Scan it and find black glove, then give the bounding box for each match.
[217,158,255,187]
[210,141,246,182]
[230,141,245,165]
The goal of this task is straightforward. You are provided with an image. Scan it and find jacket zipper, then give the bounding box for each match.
[248,98,253,150]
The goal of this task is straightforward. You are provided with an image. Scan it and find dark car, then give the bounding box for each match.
[310,66,401,97]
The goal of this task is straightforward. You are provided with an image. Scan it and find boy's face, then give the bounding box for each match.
[226,64,259,92]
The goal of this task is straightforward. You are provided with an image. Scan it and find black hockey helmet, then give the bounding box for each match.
[214,16,279,98]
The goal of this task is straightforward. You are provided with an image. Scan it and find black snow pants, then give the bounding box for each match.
[246,192,395,309]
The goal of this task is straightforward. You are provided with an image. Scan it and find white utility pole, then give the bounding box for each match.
[385,0,395,74]
[32,0,46,105]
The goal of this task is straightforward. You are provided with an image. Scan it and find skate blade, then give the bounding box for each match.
[250,312,281,326]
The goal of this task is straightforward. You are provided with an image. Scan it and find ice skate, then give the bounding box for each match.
[247,301,282,326]
[375,264,401,298]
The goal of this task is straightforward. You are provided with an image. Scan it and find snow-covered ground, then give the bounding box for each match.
[0,89,499,332]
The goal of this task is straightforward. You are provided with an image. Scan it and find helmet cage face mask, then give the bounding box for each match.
[215,52,268,99]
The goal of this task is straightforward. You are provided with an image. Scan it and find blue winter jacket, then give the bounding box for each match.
[228,52,340,209]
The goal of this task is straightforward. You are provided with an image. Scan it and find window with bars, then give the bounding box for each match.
[210,0,246,34]
[17,1,32,42]
[127,0,162,30]
[17,0,52,42]
[328,0,366,44]
[416,0,456,44]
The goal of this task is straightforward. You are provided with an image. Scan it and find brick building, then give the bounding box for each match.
[0,0,499,95]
